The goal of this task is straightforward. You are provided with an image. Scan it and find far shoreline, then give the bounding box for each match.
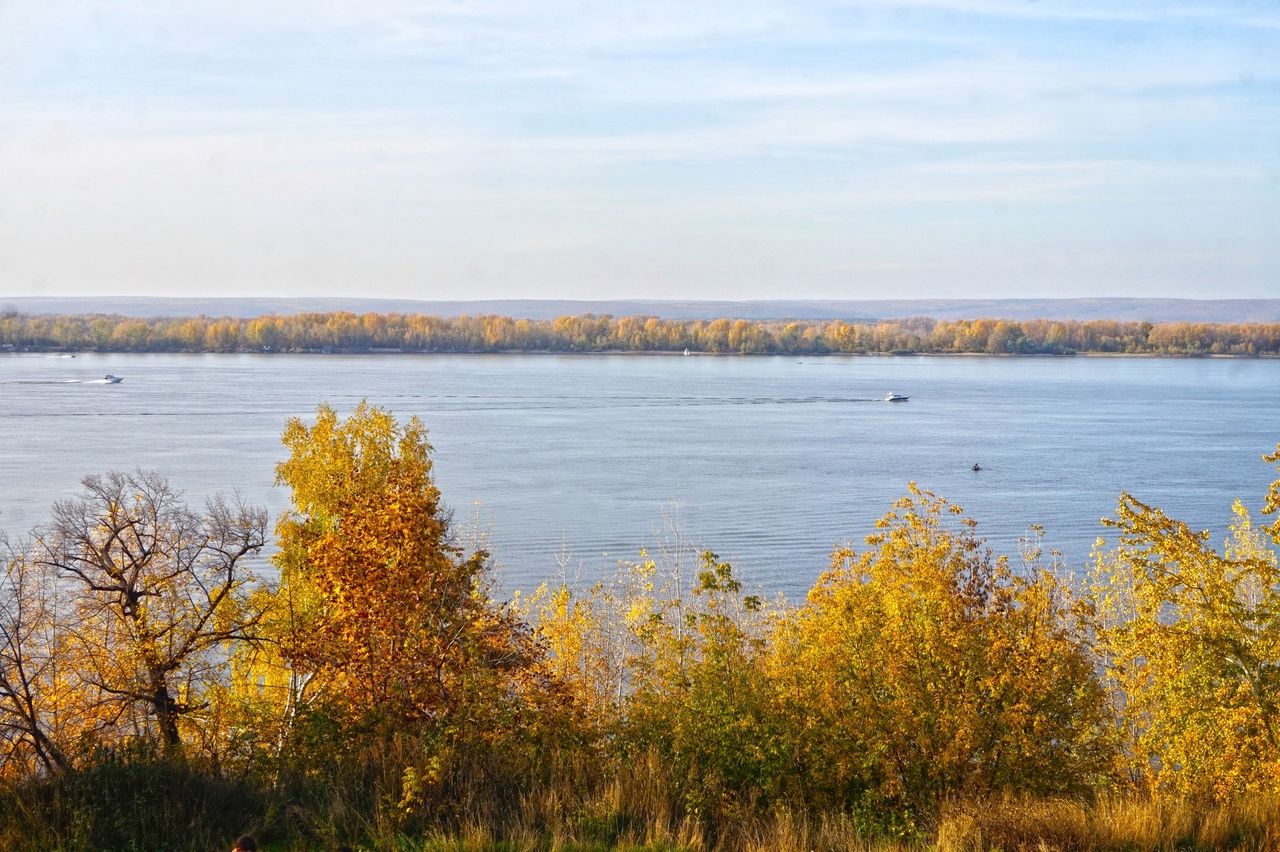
[6,312,1280,357]
[5,347,1279,359]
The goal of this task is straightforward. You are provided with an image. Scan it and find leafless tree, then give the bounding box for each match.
[33,471,268,753]
[0,535,72,775]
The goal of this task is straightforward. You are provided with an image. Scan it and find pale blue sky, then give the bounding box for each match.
[1,1,1277,301]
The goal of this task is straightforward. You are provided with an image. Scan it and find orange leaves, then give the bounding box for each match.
[268,402,563,746]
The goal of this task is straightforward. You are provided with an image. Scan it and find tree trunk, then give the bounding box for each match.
[151,675,182,752]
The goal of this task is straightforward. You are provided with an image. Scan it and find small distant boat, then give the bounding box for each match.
[104,374,123,383]
[683,348,690,356]
[972,463,982,472]
[884,392,909,402]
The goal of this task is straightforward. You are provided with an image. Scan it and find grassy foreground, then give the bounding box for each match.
[329,794,1280,852]
[3,755,1279,852]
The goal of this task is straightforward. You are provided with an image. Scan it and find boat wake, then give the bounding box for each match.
[0,378,121,385]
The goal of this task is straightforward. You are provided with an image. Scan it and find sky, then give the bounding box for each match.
[0,1,1277,302]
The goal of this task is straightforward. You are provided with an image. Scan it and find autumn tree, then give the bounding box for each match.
[31,471,268,754]
[0,536,75,776]
[525,503,705,734]
[529,529,785,826]
[619,551,783,821]
[771,487,1110,821]
[265,402,559,740]
[1088,445,1280,798]
[524,574,633,735]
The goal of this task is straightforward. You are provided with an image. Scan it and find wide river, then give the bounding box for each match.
[2,352,1277,599]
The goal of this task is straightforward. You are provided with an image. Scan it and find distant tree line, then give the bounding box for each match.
[3,311,1280,356]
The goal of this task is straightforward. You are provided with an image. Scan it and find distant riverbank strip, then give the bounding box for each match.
[4,311,1280,356]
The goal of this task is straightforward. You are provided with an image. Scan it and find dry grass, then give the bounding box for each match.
[446,788,1280,852]
[336,760,1280,852]
[934,792,1280,852]
[8,748,1280,851]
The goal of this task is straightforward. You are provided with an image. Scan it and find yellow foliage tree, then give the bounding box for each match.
[528,535,780,823]
[620,551,782,820]
[263,402,560,743]
[772,486,1109,820]
[523,577,632,734]
[1088,446,1280,798]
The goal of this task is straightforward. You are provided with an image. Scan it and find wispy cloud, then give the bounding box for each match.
[0,0,1276,300]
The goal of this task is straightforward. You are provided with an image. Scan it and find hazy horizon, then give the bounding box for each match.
[2,2,1277,302]
[9,295,1280,324]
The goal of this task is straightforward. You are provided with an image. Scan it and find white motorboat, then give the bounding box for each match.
[884,392,908,402]
[104,374,124,383]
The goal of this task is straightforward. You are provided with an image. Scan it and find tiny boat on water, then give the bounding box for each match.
[104,374,123,383]
[884,392,908,402]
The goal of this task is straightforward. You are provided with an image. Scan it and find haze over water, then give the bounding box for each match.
[2,352,1277,599]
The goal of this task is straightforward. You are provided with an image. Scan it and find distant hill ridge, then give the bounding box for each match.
[5,296,1280,323]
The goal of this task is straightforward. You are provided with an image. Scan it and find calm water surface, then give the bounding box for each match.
[2,352,1277,598]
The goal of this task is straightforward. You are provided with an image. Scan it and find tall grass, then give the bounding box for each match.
[0,752,268,852]
[934,794,1280,852]
[5,751,1280,851]
[280,765,1280,851]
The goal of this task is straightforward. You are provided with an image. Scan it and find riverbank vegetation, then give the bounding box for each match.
[3,403,1280,850]
[4,311,1280,356]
